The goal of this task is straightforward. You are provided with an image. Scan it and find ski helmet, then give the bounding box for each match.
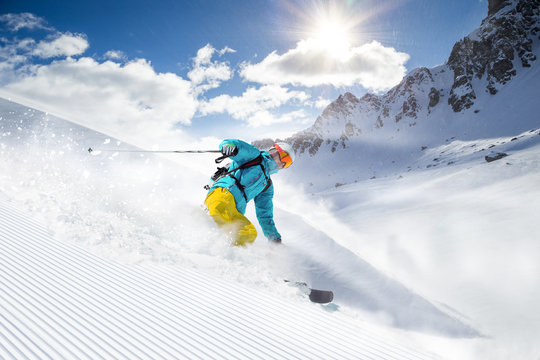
[273,142,295,169]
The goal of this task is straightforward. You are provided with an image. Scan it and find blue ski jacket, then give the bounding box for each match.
[207,139,281,241]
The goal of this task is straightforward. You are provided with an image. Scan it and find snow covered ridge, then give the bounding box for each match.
[260,0,539,174]
[414,128,540,170]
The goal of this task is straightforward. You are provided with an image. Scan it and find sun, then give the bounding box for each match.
[314,19,350,44]
[285,1,365,58]
[311,17,352,57]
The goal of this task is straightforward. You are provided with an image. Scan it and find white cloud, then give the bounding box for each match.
[188,44,235,94]
[0,13,51,31]
[240,39,409,91]
[32,33,89,58]
[199,84,310,127]
[245,109,308,128]
[103,50,127,61]
[218,46,236,56]
[0,32,90,85]
[15,38,37,52]
[0,18,323,145]
[1,20,248,148]
[192,44,215,66]
[0,32,89,78]
[0,38,33,83]
[0,57,198,148]
[1,14,87,62]
[313,96,332,109]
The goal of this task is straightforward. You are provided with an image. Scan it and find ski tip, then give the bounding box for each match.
[309,289,334,304]
[284,279,334,304]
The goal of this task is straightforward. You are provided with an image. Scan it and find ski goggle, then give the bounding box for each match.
[273,143,293,169]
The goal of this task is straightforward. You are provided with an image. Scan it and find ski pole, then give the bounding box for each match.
[88,147,229,163]
[88,147,221,154]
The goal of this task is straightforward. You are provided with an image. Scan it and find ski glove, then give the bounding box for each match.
[221,144,238,156]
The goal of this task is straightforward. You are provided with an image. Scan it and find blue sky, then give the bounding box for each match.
[0,0,487,149]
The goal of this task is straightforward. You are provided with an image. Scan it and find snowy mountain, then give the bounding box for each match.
[260,0,539,190]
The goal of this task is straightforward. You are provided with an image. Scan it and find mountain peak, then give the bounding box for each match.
[488,0,512,16]
[319,92,359,120]
[448,0,539,111]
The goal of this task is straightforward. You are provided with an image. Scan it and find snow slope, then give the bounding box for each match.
[275,130,540,359]
[3,97,540,359]
[2,95,540,359]
[1,97,450,359]
[0,199,437,360]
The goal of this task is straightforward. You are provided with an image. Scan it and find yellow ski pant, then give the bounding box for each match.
[205,187,257,246]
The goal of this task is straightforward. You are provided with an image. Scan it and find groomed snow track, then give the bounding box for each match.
[0,199,437,360]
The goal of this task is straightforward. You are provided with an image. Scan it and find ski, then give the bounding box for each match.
[284,280,334,304]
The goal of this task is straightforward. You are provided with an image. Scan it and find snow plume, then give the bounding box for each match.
[273,180,481,337]
[0,100,293,295]
[1,108,217,268]
[240,40,409,91]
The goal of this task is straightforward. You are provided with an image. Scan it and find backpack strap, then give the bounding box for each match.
[210,153,271,201]
[229,173,248,200]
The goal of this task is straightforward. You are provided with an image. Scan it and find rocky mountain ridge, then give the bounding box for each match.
[448,0,539,111]
[256,0,539,158]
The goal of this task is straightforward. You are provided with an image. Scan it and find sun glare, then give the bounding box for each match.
[312,18,352,57]
[315,20,349,43]
[284,1,368,58]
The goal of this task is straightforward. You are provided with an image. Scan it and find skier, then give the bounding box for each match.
[205,139,295,246]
